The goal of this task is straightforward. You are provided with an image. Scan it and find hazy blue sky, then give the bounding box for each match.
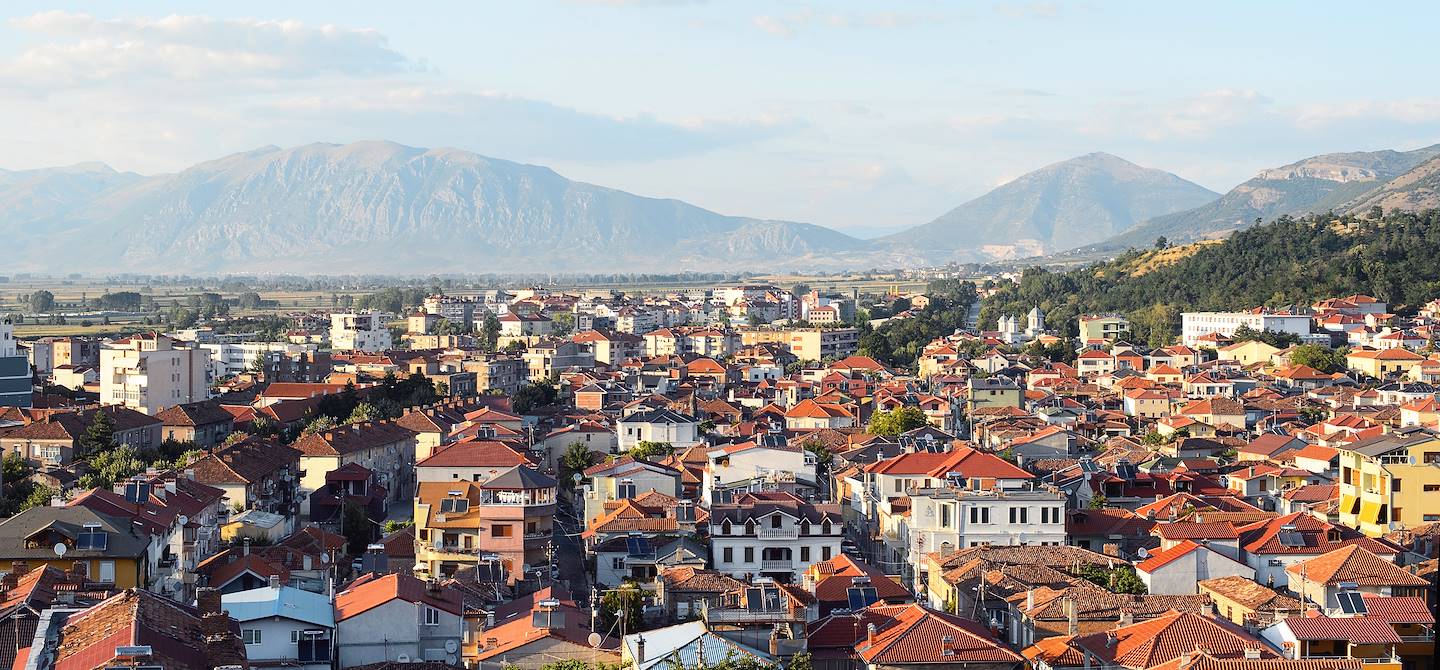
[2,1,1438,236]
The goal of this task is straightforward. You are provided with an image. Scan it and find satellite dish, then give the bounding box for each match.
[572,473,583,483]
[1137,547,1149,559]
[588,633,603,648]
[320,552,331,563]
[53,543,67,557]
[177,515,189,526]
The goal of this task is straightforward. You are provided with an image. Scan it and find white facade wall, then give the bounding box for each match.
[710,517,841,580]
[1140,549,1253,595]
[330,312,393,352]
[336,599,463,667]
[1181,313,1313,347]
[100,337,211,415]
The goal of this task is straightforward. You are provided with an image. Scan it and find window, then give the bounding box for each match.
[1018,508,1028,524]
[1426,484,1440,493]
[894,479,904,493]
[1394,508,1402,523]
[291,630,300,643]
[822,521,832,535]
[1392,479,1402,492]
[491,525,513,538]
[425,606,441,626]
[744,547,754,563]
[1009,508,1016,524]
[822,546,832,561]
[242,629,262,645]
[771,515,782,529]
[612,557,625,569]
[723,547,733,563]
[970,507,978,524]
[801,546,810,562]
[940,505,952,528]
[98,560,115,584]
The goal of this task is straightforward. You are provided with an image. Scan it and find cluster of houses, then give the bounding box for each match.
[0,287,1438,670]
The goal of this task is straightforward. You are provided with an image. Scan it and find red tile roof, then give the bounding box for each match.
[1282,616,1402,644]
[335,573,464,620]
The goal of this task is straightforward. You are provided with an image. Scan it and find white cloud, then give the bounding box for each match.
[750,7,933,38]
[1295,98,1440,129]
[4,11,411,84]
[0,11,803,171]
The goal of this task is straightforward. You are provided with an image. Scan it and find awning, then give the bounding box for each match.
[1340,494,1359,516]
[1359,500,1382,524]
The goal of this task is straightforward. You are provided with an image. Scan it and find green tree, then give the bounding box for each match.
[513,380,558,414]
[867,406,929,436]
[28,290,55,313]
[302,415,338,435]
[237,292,264,310]
[626,441,673,460]
[78,409,116,455]
[341,500,374,554]
[598,581,647,636]
[1088,494,1108,509]
[1289,344,1346,373]
[551,311,575,336]
[19,484,58,512]
[346,402,382,425]
[560,441,602,490]
[480,313,502,351]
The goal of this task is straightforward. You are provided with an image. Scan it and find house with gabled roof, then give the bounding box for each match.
[335,573,464,667]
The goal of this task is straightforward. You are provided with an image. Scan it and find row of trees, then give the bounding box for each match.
[857,280,979,369]
[982,209,1440,343]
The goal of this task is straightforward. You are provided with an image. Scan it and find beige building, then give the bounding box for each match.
[100,333,212,415]
[740,327,858,361]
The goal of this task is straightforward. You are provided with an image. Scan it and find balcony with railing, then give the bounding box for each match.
[760,559,792,571]
[757,527,798,539]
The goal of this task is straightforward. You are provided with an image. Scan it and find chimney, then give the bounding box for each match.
[485,611,495,629]
[636,634,646,664]
[269,574,281,589]
[1026,590,1035,612]
[769,626,780,656]
[1199,602,1214,618]
[1244,647,1262,660]
[866,623,877,647]
[1119,607,1134,626]
[1066,598,1079,636]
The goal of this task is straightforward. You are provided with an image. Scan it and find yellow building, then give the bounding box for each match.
[1337,428,1440,537]
[1346,348,1426,379]
[739,327,859,362]
[1216,340,1281,367]
[1077,314,1131,342]
[0,506,151,589]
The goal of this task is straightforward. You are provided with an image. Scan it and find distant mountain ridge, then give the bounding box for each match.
[1088,144,1440,252]
[0,141,865,274]
[876,152,1219,262]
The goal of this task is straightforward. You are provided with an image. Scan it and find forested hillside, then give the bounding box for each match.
[981,208,1440,346]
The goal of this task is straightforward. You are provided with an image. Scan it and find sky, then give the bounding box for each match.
[2,1,1439,238]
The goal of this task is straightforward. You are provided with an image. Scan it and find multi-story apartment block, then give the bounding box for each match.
[739,327,859,362]
[0,319,30,407]
[329,312,393,352]
[1077,314,1132,342]
[572,329,644,365]
[1181,310,1314,347]
[423,294,477,331]
[521,340,594,380]
[460,354,526,395]
[291,420,418,518]
[413,466,558,583]
[1337,428,1440,536]
[709,492,843,581]
[100,333,211,415]
[898,487,1067,589]
[199,341,324,379]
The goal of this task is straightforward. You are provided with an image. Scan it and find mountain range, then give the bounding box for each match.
[2,140,1439,274]
[875,152,1219,262]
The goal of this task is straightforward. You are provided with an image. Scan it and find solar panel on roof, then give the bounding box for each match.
[762,587,782,611]
[626,537,652,557]
[746,588,764,612]
[847,586,879,610]
[1276,530,1306,547]
[1337,591,1368,615]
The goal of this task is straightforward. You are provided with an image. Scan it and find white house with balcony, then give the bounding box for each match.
[899,487,1067,596]
[99,333,212,415]
[617,408,701,451]
[702,442,816,505]
[708,492,843,582]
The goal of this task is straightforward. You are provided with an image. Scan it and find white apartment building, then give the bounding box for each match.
[1181,311,1313,347]
[329,312,393,352]
[0,320,30,407]
[709,494,843,581]
[903,487,1067,600]
[422,294,477,331]
[200,341,320,378]
[100,333,212,415]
